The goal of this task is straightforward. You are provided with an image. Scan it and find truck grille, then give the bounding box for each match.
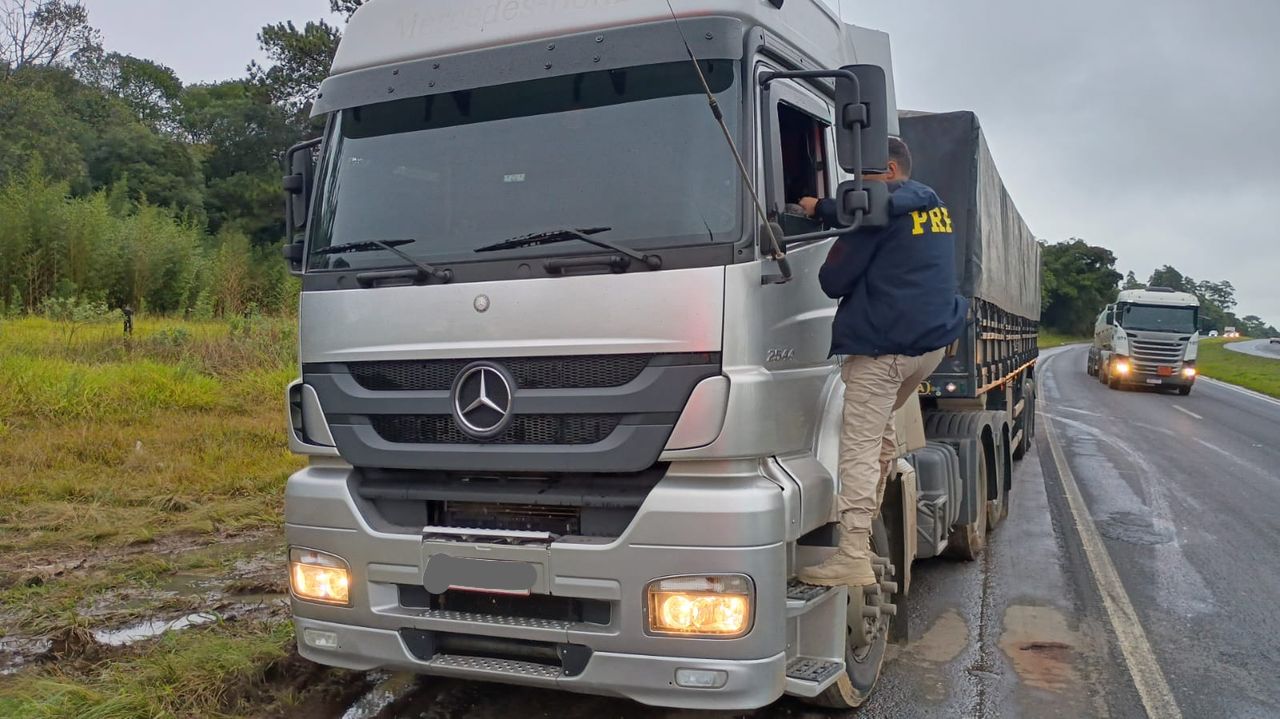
[349,354,653,391]
[1130,338,1187,372]
[372,414,622,445]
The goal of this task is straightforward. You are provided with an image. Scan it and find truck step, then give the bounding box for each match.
[786,656,843,685]
[786,581,830,603]
[431,653,562,680]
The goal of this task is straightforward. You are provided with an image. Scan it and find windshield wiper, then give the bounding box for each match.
[312,239,453,283]
[474,227,662,270]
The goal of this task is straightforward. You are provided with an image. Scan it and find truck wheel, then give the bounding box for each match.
[1178,385,1192,396]
[806,528,896,710]
[1086,356,1096,376]
[945,457,988,561]
[1107,373,1122,390]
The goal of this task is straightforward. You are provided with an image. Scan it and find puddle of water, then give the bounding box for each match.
[92,612,220,647]
[0,636,53,676]
[341,671,417,719]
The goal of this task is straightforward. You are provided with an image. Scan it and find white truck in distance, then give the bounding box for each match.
[278,0,1040,710]
[1089,287,1201,395]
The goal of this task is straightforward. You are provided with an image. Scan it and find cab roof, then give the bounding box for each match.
[331,0,896,124]
[1116,288,1200,307]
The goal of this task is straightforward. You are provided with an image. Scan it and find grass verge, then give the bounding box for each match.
[1039,331,1091,349]
[1197,339,1280,398]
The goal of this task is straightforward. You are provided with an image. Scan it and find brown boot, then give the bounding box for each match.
[797,520,878,588]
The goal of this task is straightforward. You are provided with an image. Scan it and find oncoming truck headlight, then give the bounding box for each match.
[1113,358,1131,376]
[290,548,351,606]
[646,575,752,638]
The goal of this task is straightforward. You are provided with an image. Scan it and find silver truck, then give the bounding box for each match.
[279,0,1040,709]
[1088,287,1200,395]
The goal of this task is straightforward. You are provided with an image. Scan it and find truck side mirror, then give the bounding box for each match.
[1105,307,1115,325]
[282,138,321,273]
[832,180,890,228]
[834,64,890,176]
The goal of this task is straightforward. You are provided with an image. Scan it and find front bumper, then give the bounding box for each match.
[294,616,787,709]
[284,462,795,709]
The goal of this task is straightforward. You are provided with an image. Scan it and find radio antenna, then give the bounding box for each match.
[664,0,789,278]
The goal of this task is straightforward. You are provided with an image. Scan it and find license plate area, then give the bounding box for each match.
[423,554,538,595]
[1146,378,1164,385]
[421,528,552,596]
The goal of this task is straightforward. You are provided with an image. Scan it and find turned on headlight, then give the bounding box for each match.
[646,575,753,638]
[290,548,351,606]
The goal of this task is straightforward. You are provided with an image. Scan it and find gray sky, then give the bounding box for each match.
[83,0,1279,324]
[851,0,1280,324]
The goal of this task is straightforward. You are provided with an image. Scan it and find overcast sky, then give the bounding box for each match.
[83,0,1278,323]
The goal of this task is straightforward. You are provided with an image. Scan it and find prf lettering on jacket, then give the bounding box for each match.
[911,207,954,236]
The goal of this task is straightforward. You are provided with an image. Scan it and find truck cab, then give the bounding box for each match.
[1089,287,1200,395]
[277,0,1034,710]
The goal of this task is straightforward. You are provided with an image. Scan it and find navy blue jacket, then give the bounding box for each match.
[816,179,969,357]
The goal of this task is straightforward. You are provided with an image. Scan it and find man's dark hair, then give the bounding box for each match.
[888,137,912,177]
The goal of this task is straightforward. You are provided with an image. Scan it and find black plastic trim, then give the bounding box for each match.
[314,17,744,117]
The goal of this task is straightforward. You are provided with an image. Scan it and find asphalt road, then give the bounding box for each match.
[349,344,1280,718]
[1226,338,1280,359]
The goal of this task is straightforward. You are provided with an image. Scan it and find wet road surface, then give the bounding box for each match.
[1225,338,1280,359]
[351,345,1280,718]
[1039,345,1280,718]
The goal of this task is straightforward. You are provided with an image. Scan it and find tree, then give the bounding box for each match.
[1122,271,1144,290]
[1148,265,1189,292]
[0,78,87,185]
[85,52,183,133]
[247,19,340,128]
[331,0,365,17]
[1040,239,1122,335]
[0,0,99,78]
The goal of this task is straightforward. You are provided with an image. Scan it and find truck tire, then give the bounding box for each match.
[806,521,896,710]
[988,431,1009,529]
[1107,372,1122,390]
[945,458,988,561]
[1178,385,1192,396]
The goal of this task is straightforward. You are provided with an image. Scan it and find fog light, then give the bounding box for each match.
[646,575,752,638]
[675,668,729,689]
[290,548,351,606]
[302,628,340,650]
[1183,366,1197,378]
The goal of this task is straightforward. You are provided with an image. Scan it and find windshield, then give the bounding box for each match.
[307,60,742,271]
[1118,303,1198,334]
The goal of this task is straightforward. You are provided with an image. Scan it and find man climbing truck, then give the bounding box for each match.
[279,0,1040,710]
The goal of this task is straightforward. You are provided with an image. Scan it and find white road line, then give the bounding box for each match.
[1172,405,1203,420]
[1042,416,1183,719]
[1200,377,1280,410]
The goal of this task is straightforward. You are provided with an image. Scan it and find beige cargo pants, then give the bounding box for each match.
[837,348,945,531]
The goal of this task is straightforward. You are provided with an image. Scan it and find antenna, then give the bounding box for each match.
[663,0,789,280]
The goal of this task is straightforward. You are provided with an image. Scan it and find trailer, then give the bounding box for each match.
[278,0,1041,710]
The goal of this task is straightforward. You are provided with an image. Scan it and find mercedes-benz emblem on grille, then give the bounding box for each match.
[451,363,515,439]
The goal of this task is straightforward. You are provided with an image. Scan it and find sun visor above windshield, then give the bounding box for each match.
[313,16,744,117]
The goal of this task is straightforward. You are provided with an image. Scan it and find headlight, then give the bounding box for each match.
[1113,359,1131,376]
[1182,366,1198,378]
[646,575,752,638]
[290,548,351,606]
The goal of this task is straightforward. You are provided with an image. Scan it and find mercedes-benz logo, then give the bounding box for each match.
[451,363,515,439]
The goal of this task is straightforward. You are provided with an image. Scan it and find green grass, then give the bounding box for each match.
[0,316,303,554]
[0,621,296,719]
[0,315,336,717]
[1197,338,1280,398]
[1039,331,1091,349]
